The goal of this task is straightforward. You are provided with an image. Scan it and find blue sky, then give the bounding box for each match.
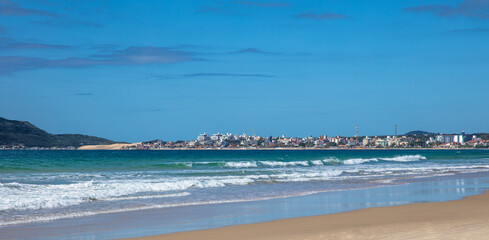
[1,0,489,142]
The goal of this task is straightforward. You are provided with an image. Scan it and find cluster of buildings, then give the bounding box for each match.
[2,131,488,150]
[429,132,487,148]
[122,131,489,150]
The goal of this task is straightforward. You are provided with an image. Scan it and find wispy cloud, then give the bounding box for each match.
[0,38,73,50]
[0,0,58,17]
[0,46,197,74]
[228,48,278,55]
[405,0,489,19]
[32,19,104,28]
[88,44,119,52]
[93,47,196,64]
[196,6,228,14]
[295,13,348,20]
[231,1,290,8]
[130,107,165,113]
[183,73,274,78]
[197,1,289,15]
[445,28,489,33]
[1,1,107,30]
[75,93,93,96]
[0,56,45,73]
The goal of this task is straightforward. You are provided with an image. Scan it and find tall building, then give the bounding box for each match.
[197,133,210,142]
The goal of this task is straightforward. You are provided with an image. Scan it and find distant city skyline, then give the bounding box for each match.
[1,0,488,142]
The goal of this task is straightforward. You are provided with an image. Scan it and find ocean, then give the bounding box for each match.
[1,150,489,239]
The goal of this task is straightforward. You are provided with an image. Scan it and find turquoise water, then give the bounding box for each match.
[1,150,489,229]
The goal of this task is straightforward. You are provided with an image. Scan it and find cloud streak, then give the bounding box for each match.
[0,38,72,50]
[228,48,278,55]
[231,1,290,7]
[445,28,489,33]
[75,93,93,96]
[197,1,289,15]
[0,0,57,17]
[183,73,274,78]
[135,107,164,112]
[0,46,197,74]
[32,19,104,28]
[196,6,228,14]
[405,0,489,19]
[295,13,348,20]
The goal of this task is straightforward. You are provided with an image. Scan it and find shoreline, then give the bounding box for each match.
[124,190,489,240]
[1,171,488,239]
[1,149,488,240]
[3,147,488,151]
[3,148,483,150]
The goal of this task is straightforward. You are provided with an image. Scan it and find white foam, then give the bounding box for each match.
[0,177,256,211]
[322,158,341,164]
[343,158,378,165]
[103,192,190,201]
[341,155,427,164]
[225,161,258,168]
[0,187,353,227]
[2,155,486,223]
[0,169,350,213]
[186,160,349,168]
[259,161,310,167]
[380,155,427,162]
[270,170,343,182]
[310,160,325,166]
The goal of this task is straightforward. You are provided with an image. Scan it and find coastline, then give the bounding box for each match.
[2,150,488,240]
[125,190,489,240]
[1,170,488,240]
[75,147,486,150]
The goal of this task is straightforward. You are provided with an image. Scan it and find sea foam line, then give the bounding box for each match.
[145,155,427,169]
[0,186,378,227]
[0,170,345,211]
[102,192,190,201]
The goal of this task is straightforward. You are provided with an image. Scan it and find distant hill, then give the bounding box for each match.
[474,133,489,141]
[404,130,435,136]
[0,117,117,147]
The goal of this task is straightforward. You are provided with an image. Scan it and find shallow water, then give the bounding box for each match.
[1,150,489,239]
[2,171,488,240]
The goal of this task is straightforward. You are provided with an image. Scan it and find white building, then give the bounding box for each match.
[197,133,210,142]
[211,133,223,141]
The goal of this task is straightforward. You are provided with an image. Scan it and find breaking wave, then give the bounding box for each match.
[343,155,427,165]
[180,155,427,168]
[0,170,345,212]
[379,155,427,162]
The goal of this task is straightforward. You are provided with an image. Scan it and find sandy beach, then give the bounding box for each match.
[77,143,140,150]
[2,151,488,240]
[125,190,489,240]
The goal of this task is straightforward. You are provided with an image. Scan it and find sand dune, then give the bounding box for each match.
[78,143,139,150]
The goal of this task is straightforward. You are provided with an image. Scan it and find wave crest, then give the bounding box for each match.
[379,155,427,162]
[343,158,378,165]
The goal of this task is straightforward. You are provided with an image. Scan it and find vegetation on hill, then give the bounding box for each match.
[475,133,489,141]
[0,117,117,147]
[404,130,435,136]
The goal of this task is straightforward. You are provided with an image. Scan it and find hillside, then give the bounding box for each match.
[0,117,117,147]
[404,130,435,136]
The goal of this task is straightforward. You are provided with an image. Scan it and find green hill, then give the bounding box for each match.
[404,130,435,136]
[0,117,117,147]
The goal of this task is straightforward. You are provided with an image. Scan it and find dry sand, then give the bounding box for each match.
[124,191,489,240]
[78,143,140,150]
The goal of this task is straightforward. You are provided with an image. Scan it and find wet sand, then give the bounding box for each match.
[124,190,489,240]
